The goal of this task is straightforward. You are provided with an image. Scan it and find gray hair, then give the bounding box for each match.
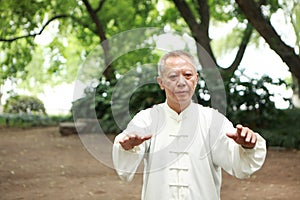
[157,50,198,77]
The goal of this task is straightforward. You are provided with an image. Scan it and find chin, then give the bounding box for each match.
[176,94,191,101]
[177,98,191,104]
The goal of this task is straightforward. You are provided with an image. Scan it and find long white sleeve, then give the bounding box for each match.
[112,133,147,182]
[213,131,267,179]
[112,107,157,182]
[210,109,267,179]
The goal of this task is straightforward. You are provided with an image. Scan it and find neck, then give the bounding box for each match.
[167,100,191,114]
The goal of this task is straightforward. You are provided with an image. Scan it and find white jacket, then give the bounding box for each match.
[113,102,267,200]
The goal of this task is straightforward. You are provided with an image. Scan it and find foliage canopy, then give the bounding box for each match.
[0,0,298,123]
[0,0,299,149]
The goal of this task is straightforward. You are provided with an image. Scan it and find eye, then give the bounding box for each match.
[168,74,178,80]
[184,73,193,79]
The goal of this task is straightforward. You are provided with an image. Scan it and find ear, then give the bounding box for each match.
[194,73,199,88]
[157,76,164,90]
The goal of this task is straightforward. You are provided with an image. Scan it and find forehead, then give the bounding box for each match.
[164,55,195,71]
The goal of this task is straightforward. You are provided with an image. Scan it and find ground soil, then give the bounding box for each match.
[0,126,299,200]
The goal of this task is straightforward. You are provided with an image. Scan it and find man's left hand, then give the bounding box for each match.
[226,124,257,149]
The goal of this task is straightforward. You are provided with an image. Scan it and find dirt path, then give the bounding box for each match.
[0,127,299,200]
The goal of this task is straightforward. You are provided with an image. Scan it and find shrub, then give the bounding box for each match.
[4,95,46,115]
[224,72,290,129]
[258,108,300,149]
[72,70,290,134]
[72,75,165,134]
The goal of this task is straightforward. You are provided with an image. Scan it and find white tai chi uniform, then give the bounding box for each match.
[113,102,267,200]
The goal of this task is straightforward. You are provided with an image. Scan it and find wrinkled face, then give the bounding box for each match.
[157,55,198,111]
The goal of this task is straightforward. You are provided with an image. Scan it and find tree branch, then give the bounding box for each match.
[172,0,215,62]
[221,23,254,78]
[82,0,114,80]
[220,0,267,79]
[172,0,199,31]
[235,0,300,80]
[197,0,209,33]
[0,14,69,42]
[82,0,106,42]
[95,0,106,13]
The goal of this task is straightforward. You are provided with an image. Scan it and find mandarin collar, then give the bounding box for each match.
[163,101,193,121]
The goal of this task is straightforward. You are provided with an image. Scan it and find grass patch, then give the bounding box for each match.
[0,113,72,128]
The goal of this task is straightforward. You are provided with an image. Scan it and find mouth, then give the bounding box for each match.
[175,91,188,95]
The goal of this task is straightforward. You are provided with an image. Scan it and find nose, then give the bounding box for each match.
[177,74,186,86]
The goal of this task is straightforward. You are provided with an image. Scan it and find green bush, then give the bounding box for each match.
[225,74,288,129]
[72,71,287,134]
[4,95,46,115]
[1,94,71,127]
[72,71,165,133]
[258,108,300,149]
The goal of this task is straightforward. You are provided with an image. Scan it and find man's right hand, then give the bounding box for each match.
[119,133,152,150]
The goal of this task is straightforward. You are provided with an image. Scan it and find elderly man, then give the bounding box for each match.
[112,50,267,200]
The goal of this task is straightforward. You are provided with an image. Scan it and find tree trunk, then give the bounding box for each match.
[172,0,215,62]
[292,75,300,108]
[172,0,253,83]
[82,0,115,81]
[235,0,300,82]
[0,91,3,114]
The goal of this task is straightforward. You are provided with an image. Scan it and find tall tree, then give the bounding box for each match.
[0,0,161,90]
[235,0,300,99]
[1,0,298,103]
[169,0,254,81]
[169,0,299,84]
